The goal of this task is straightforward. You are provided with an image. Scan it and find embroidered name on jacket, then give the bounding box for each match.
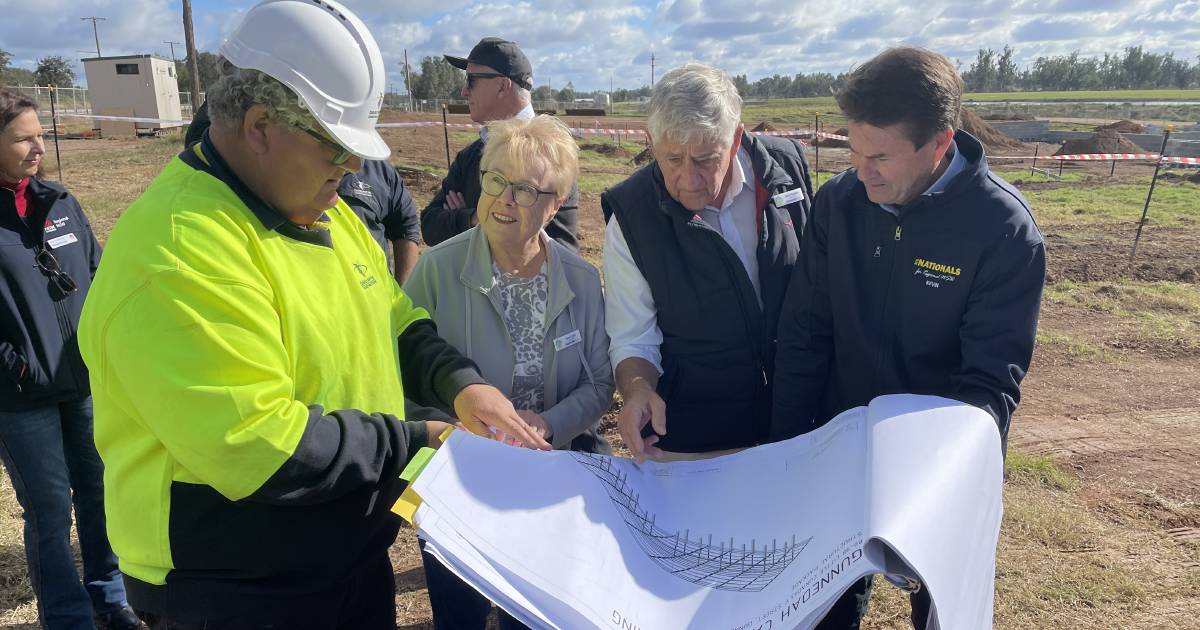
[912,257,962,288]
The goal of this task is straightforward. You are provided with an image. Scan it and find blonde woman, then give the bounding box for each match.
[404,115,614,629]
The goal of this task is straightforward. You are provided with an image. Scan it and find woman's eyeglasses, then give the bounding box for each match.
[299,126,353,166]
[34,248,78,296]
[480,171,556,208]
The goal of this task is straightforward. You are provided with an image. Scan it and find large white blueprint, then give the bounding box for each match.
[410,394,1003,629]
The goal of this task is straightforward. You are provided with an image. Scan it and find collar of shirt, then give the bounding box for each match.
[880,139,966,216]
[705,147,752,213]
[0,176,31,218]
[480,102,537,144]
[188,131,334,247]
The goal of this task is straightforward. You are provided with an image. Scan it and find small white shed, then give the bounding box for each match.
[83,55,183,132]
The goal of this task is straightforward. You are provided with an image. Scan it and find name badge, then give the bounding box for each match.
[772,188,805,207]
[553,330,583,352]
[47,233,78,249]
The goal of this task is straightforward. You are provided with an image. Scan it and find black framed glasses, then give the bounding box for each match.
[34,248,78,296]
[466,72,507,89]
[298,126,353,166]
[480,171,556,208]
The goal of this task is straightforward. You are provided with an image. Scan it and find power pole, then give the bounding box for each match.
[403,49,414,111]
[650,53,656,86]
[182,0,202,113]
[163,41,183,63]
[80,16,107,57]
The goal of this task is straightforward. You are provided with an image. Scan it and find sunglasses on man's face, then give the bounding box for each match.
[34,248,78,297]
[299,126,353,166]
[466,72,508,89]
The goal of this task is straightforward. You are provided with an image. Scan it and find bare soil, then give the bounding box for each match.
[961,107,1028,152]
[1096,120,1147,134]
[1044,223,1200,284]
[1,120,1197,628]
[1055,129,1145,156]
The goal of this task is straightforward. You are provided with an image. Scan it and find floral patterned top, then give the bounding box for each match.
[492,261,548,412]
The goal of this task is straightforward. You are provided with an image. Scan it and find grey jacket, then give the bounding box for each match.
[403,227,614,449]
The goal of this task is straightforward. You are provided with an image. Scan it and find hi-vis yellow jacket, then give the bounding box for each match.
[79,139,482,614]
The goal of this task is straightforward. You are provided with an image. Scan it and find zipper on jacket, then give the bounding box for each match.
[692,218,768,392]
[874,217,903,384]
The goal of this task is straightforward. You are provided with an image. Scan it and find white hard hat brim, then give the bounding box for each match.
[325,122,392,162]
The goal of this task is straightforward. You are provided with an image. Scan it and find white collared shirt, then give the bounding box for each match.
[479,102,536,144]
[604,148,759,374]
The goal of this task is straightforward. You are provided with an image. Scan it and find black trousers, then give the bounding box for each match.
[137,553,397,629]
[815,576,933,629]
[419,539,528,630]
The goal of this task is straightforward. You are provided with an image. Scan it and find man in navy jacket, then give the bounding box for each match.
[771,47,1046,629]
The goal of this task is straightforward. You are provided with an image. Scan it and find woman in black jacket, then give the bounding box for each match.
[0,89,139,629]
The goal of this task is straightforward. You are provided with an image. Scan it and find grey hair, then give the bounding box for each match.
[206,61,319,131]
[647,63,742,147]
[515,85,532,107]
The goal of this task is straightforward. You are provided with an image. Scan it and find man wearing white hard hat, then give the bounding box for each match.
[78,0,550,626]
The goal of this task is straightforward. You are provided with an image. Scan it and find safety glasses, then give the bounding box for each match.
[299,126,353,166]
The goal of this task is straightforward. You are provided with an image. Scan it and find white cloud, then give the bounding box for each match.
[2,0,1196,91]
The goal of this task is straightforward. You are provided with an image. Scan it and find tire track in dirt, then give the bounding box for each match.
[1013,407,1200,502]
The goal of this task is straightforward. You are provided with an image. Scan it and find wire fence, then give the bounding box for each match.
[9,85,205,118]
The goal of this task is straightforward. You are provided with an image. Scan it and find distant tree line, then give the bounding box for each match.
[402,56,588,103]
[962,45,1199,91]
[730,46,1199,99]
[4,45,1195,98]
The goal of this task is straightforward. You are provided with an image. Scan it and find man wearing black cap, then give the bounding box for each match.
[420,37,579,250]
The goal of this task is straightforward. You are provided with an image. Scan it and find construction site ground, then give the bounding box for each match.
[0,114,1196,628]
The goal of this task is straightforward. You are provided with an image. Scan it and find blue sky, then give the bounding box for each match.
[2,0,1198,91]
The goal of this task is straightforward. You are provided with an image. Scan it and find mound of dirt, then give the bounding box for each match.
[1096,119,1145,134]
[982,112,1035,121]
[580,142,633,159]
[751,121,778,132]
[1159,170,1200,184]
[959,108,1026,152]
[1054,129,1143,156]
[632,146,654,165]
[814,128,849,148]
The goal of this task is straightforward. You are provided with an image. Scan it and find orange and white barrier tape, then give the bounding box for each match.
[991,153,1199,165]
[47,113,1200,165]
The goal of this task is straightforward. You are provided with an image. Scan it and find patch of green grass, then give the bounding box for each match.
[577,172,630,194]
[576,140,639,170]
[1004,486,1101,552]
[448,130,477,145]
[1026,556,1145,608]
[1036,331,1118,363]
[1006,450,1077,491]
[1045,280,1200,351]
[993,169,1089,184]
[965,89,1200,102]
[1024,179,1200,226]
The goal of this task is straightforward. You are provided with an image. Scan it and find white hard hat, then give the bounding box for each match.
[219,0,391,161]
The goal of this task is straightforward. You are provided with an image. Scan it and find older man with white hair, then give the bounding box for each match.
[602,63,814,462]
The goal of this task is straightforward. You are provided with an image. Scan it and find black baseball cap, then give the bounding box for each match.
[444,37,533,90]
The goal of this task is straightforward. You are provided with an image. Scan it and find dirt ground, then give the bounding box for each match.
[373,123,1200,627]
[0,121,1197,628]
